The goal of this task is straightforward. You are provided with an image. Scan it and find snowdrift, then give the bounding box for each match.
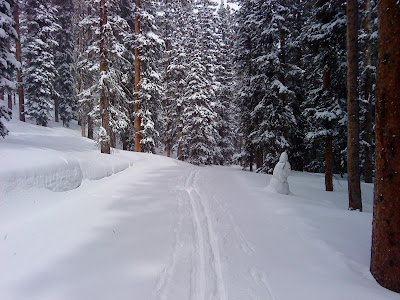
[0,118,137,194]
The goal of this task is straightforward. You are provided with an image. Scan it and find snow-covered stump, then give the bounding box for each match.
[267,152,291,195]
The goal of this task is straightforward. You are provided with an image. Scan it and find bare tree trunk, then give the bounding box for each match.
[362,0,373,183]
[8,93,12,110]
[134,0,141,152]
[87,5,94,140]
[323,67,333,191]
[78,26,85,137]
[370,0,400,292]
[99,0,110,154]
[13,1,24,121]
[347,0,362,211]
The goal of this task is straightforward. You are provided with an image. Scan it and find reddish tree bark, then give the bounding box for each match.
[346,0,362,210]
[370,0,400,293]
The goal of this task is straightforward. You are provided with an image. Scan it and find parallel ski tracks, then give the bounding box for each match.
[156,167,276,300]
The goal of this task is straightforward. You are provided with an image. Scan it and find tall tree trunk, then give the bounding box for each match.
[6,42,12,110]
[87,5,94,140]
[99,0,110,154]
[323,67,333,191]
[362,0,373,183]
[370,0,400,293]
[346,0,362,211]
[78,25,85,137]
[52,0,58,123]
[134,0,141,152]
[13,1,24,121]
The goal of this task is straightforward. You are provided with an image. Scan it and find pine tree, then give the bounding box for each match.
[136,0,163,153]
[13,0,24,121]
[302,0,347,189]
[76,1,98,139]
[158,0,186,157]
[23,0,60,126]
[0,0,17,137]
[370,0,400,292]
[234,0,296,173]
[179,0,222,165]
[53,0,76,127]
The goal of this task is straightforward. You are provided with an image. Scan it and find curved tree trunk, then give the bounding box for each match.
[370,0,400,293]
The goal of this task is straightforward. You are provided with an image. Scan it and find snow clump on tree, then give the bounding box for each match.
[267,152,291,195]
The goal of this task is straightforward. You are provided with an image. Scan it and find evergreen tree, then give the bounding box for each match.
[23,0,60,126]
[132,0,164,153]
[235,0,296,173]
[301,0,347,188]
[54,0,76,127]
[76,0,98,139]
[180,0,221,165]
[0,0,17,137]
[158,0,186,157]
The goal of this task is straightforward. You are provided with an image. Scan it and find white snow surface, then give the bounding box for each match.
[1,111,398,299]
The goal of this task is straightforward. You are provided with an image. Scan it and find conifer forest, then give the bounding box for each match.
[1,0,400,295]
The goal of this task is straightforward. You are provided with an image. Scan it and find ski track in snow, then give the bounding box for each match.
[156,168,227,300]
[155,167,278,300]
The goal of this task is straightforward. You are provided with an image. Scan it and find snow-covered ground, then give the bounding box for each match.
[1,106,398,299]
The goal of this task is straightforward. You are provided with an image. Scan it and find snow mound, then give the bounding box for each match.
[267,151,291,195]
[0,118,136,195]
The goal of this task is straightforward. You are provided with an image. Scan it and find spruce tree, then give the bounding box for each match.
[0,0,17,137]
[54,0,76,127]
[24,0,59,126]
[302,0,347,188]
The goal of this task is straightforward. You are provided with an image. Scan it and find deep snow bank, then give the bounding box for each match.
[0,116,136,194]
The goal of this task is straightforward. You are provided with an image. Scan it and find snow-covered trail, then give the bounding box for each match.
[2,154,399,299]
[155,166,280,300]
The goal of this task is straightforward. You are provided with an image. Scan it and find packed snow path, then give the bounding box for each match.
[1,118,399,299]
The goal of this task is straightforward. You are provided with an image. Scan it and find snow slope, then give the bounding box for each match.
[0,112,398,299]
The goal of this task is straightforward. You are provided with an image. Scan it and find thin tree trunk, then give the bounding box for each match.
[323,67,333,191]
[78,26,85,137]
[99,0,110,154]
[325,136,333,191]
[134,0,141,152]
[347,0,362,210]
[8,93,12,110]
[249,152,253,172]
[5,42,12,110]
[87,5,94,140]
[370,0,400,293]
[13,1,24,121]
[363,0,373,183]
